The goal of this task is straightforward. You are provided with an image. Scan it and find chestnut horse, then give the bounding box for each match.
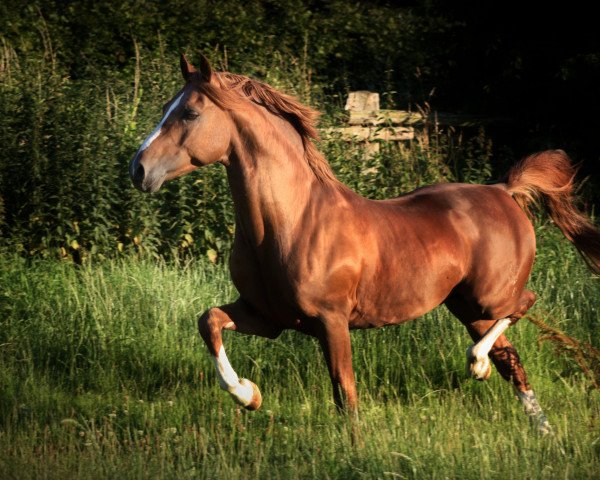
[130,54,600,432]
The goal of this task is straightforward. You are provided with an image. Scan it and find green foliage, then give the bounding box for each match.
[0,22,494,262]
[0,1,456,96]
[0,30,236,261]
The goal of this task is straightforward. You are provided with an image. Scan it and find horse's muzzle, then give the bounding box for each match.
[130,157,146,191]
[129,154,164,193]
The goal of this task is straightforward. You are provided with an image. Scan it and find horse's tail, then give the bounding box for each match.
[506,149,600,274]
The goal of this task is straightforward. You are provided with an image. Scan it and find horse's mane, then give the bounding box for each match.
[195,71,338,184]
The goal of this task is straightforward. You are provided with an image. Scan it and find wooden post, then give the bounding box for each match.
[324,91,501,157]
[345,91,380,112]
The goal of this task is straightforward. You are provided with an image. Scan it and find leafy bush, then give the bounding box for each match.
[0,24,493,262]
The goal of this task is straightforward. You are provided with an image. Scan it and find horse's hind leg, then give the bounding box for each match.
[464,289,536,386]
[198,299,282,410]
[463,319,550,433]
[450,290,551,433]
[465,319,531,389]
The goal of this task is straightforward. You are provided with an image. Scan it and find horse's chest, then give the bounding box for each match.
[229,245,312,325]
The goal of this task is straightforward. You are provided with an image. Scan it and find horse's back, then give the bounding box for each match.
[380,182,534,252]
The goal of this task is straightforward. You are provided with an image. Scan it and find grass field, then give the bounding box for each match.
[0,224,599,479]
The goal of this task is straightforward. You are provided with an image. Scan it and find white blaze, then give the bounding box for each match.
[139,92,184,152]
[212,345,254,407]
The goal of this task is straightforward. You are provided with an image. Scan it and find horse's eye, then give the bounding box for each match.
[183,107,199,121]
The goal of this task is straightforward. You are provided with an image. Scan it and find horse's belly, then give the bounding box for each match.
[349,289,451,329]
[350,254,465,329]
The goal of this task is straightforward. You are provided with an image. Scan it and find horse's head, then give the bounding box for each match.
[129,54,231,193]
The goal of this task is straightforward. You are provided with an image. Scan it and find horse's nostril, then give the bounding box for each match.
[132,163,145,186]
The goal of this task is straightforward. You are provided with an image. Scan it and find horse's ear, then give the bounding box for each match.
[180,53,197,81]
[197,53,213,83]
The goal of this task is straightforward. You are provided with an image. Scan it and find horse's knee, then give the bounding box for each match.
[197,308,212,334]
[198,308,225,354]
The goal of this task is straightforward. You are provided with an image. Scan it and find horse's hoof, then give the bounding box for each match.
[466,347,492,381]
[537,416,553,435]
[239,378,262,411]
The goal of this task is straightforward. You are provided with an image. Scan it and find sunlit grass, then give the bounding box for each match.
[0,225,599,479]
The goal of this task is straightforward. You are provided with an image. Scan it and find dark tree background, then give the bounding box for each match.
[426,2,600,184]
[2,0,598,160]
[1,0,598,259]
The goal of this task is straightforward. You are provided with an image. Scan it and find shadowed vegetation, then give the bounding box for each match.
[1,2,599,478]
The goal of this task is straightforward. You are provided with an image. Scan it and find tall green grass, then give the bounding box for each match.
[1,224,599,479]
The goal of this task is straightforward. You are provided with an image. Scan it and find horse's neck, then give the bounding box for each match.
[226,108,334,250]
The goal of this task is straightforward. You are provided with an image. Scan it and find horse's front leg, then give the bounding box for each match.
[315,316,358,414]
[198,299,282,410]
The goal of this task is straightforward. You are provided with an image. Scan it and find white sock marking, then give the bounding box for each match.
[471,318,511,360]
[212,345,254,406]
[517,389,543,415]
[517,389,551,433]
